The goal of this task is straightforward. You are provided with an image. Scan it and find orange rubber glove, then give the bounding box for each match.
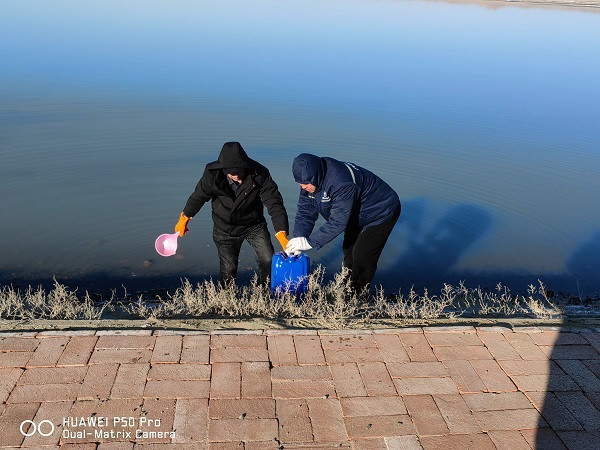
[275,231,288,251]
[175,213,190,237]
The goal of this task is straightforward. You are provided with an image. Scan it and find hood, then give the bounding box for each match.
[292,153,326,189]
[210,142,254,171]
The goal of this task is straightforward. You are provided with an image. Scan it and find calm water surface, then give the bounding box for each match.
[1,0,599,295]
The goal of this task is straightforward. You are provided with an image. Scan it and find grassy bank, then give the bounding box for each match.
[2,267,596,329]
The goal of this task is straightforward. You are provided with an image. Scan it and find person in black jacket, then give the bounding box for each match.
[176,142,289,286]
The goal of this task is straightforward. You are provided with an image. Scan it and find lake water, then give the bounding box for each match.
[1,0,600,296]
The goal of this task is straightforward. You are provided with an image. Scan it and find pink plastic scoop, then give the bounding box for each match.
[155,232,180,257]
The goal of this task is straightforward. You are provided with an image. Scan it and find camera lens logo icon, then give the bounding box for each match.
[20,420,55,437]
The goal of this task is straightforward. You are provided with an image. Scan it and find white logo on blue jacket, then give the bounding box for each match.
[321,192,331,202]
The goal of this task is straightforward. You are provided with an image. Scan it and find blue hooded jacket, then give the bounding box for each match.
[292,154,400,250]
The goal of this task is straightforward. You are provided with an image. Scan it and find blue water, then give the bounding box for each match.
[1,0,600,295]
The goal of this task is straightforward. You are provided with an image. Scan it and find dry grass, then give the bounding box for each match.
[0,268,578,327]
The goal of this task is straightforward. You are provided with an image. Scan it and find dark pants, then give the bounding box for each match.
[342,206,401,293]
[213,222,274,286]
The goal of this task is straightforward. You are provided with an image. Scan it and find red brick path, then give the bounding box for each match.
[0,326,599,449]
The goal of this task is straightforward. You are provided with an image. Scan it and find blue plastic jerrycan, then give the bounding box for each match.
[270,252,310,296]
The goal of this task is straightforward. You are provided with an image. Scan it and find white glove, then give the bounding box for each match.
[286,237,312,256]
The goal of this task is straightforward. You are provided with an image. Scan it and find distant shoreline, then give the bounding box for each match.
[432,0,600,10]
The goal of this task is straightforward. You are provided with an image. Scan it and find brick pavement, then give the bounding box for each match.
[0,326,599,449]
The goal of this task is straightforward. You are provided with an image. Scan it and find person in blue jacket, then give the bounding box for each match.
[286,153,401,293]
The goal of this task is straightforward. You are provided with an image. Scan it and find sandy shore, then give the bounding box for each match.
[434,0,600,10]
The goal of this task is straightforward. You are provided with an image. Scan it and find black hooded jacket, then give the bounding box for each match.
[183,142,289,237]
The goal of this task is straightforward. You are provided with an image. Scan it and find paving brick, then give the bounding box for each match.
[584,359,600,378]
[0,402,40,447]
[511,373,579,392]
[530,331,587,346]
[272,365,331,380]
[432,345,493,361]
[403,394,449,436]
[181,335,210,364]
[398,334,436,362]
[95,335,155,349]
[210,335,266,348]
[96,329,153,336]
[267,335,298,365]
[98,444,135,449]
[210,443,244,450]
[384,435,423,449]
[0,367,23,402]
[394,377,458,395]
[321,335,376,349]
[555,391,600,431]
[486,430,531,450]
[520,428,567,450]
[340,396,407,417]
[8,383,80,403]
[78,363,118,400]
[172,398,208,443]
[276,398,313,443]
[18,366,87,385]
[0,337,40,352]
[97,443,136,449]
[26,337,69,367]
[211,347,269,363]
[351,438,388,450]
[473,408,547,431]
[424,332,483,347]
[330,363,367,397]
[319,329,373,335]
[272,379,336,399]
[209,399,275,419]
[469,359,516,392]
[21,400,73,447]
[151,335,182,363]
[307,398,348,442]
[145,380,210,399]
[211,330,263,335]
[497,359,557,376]
[66,398,143,443]
[582,332,600,352]
[444,360,486,393]
[476,331,521,360]
[241,361,271,398]
[419,434,496,450]
[357,362,396,396]
[555,359,600,391]
[324,347,383,364]
[148,363,211,380]
[57,336,98,366]
[503,333,548,360]
[89,348,152,365]
[140,398,177,443]
[294,335,326,365]
[557,431,600,450]
[433,394,481,433]
[386,362,448,378]
[0,351,33,367]
[210,363,241,399]
[586,391,600,411]
[110,363,149,398]
[462,392,535,411]
[542,345,600,360]
[208,418,278,442]
[265,329,317,335]
[244,442,281,450]
[344,414,415,438]
[373,334,410,362]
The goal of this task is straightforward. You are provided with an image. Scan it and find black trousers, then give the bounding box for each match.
[342,205,401,293]
[213,222,274,286]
